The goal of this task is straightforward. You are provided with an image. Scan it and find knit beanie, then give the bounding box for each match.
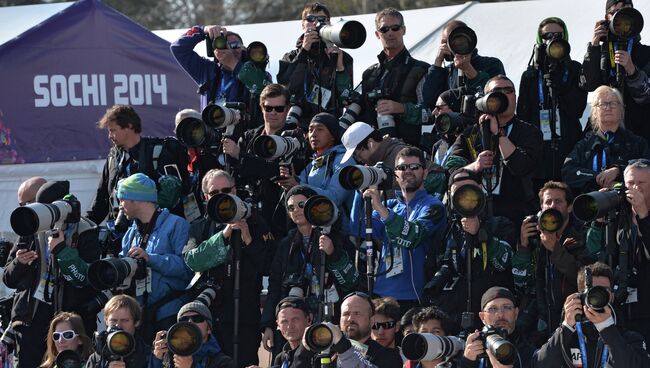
[310,113,343,145]
[178,301,213,330]
[606,0,633,14]
[117,173,158,203]
[35,180,70,204]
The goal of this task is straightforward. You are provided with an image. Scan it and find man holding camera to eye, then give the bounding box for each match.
[533,262,650,367]
[582,0,650,141]
[422,20,505,111]
[277,3,353,129]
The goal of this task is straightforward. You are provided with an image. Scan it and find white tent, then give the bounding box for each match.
[0,0,648,235]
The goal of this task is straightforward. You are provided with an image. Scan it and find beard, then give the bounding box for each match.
[400,175,423,193]
[345,323,370,342]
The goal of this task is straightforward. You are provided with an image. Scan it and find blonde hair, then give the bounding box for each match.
[590,85,624,131]
[40,312,93,368]
[104,294,142,324]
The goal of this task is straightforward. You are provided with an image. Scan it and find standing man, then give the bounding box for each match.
[359,8,430,147]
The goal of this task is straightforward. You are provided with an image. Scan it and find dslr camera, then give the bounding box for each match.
[367,88,396,135]
[477,325,516,365]
[94,326,136,362]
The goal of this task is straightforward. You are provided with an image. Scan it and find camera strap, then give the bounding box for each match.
[138,209,161,249]
[576,321,609,368]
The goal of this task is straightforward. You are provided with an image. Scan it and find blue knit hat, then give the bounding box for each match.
[117,173,158,203]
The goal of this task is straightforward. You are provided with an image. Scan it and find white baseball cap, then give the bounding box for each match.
[341,122,376,162]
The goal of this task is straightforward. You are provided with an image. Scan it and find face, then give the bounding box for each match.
[302,10,329,32]
[485,79,517,121]
[277,308,311,344]
[53,321,82,353]
[593,91,622,132]
[227,35,243,61]
[402,323,417,337]
[119,199,140,220]
[180,312,211,342]
[540,23,564,39]
[625,167,650,208]
[606,2,632,20]
[479,298,518,335]
[375,15,405,51]
[433,96,452,117]
[204,175,235,202]
[540,188,571,221]
[418,319,446,336]
[308,122,336,152]
[106,307,137,335]
[106,120,136,149]
[287,194,308,226]
[395,155,426,193]
[370,314,399,348]
[340,296,372,342]
[261,95,289,132]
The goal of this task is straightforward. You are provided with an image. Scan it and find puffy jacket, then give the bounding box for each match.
[121,209,192,320]
[298,144,355,211]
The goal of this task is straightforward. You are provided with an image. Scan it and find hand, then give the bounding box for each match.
[461,217,480,235]
[539,230,559,252]
[326,45,344,70]
[322,322,343,344]
[127,247,149,263]
[231,220,252,246]
[454,53,477,79]
[595,167,619,188]
[222,137,240,160]
[584,303,612,325]
[48,229,65,253]
[563,293,584,328]
[15,249,38,265]
[203,25,227,40]
[262,327,274,352]
[473,150,494,172]
[614,50,637,76]
[434,41,451,66]
[152,330,168,360]
[319,234,334,256]
[375,99,405,115]
[479,114,499,135]
[463,331,485,361]
[519,216,538,249]
[486,348,515,368]
[173,354,193,368]
[302,29,320,51]
[107,360,126,368]
[277,165,299,190]
[362,187,383,210]
[627,186,649,219]
[591,20,608,46]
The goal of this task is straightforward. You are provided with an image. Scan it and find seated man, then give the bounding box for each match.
[152,301,234,368]
[272,297,313,367]
[534,262,650,367]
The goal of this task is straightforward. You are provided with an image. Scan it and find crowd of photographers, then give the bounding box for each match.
[2,0,650,367]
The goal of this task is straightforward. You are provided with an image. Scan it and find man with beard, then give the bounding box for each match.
[461,287,535,368]
[364,147,447,314]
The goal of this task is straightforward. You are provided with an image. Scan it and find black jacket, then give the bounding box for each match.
[85,334,150,368]
[517,59,588,181]
[460,329,535,368]
[292,337,403,368]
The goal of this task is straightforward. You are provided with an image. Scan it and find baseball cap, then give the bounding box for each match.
[341,122,376,162]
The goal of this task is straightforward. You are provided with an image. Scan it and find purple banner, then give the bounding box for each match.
[0,0,199,164]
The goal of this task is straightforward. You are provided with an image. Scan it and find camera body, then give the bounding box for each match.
[94,326,136,362]
[339,162,393,191]
[578,267,610,314]
[423,261,458,298]
[477,325,516,365]
[367,88,396,133]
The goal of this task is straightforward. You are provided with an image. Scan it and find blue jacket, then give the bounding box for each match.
[372,189,446,300]
[298,144,354,210]
[121,209,192,320]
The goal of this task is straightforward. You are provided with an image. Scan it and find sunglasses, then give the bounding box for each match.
[541,32,563,40]
[395,163,424,171]
[228,41,243,49]
[179,315,207,324]
[287,201,306,212]
[488,86,515,95]
[378,24,402,34]
[371,320,397,330]
[53,330,77,341]
[205,186,234,197]
[304,15,328,23]
[263,105,286,113]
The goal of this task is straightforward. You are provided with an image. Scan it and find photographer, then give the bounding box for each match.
[513,181,595,336]
[86,295,149,368]
[582,0,650,141]
[116,173,192,340]
[264,297,313,367]
[422,20,505,111]
[40,312,93,368]
[152,301,234,368]
[448,75,543,227]
[517,17,587,190]
[371,297,401,349]
[407,306,459,368]
[358,7,430,147]
[462,287,535,368]
[561,85,650,195]
[277,2,353,129]
[183,169,272,367]
[4,180,101,368]
[260,185,359,356]
[533,262,650,367]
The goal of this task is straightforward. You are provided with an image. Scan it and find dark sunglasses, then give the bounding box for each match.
[395,163,424,171]
[305,15,328,23]
[287,201,306,212]
[488,86,515,95]
[179,315,207,324]
[206,186,234,197]
[378,24,402,34]
[228,41,243,49]
[53,330,77,341]
[541,32,563,41]
[371,320,397,330]
[263,105,286,113]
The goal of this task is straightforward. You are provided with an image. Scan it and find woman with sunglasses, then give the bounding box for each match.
[40,312,93,368]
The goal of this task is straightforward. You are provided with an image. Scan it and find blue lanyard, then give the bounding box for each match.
[217,75,235,101]
[537,68,569,109]
[303,66,321,98]
[576,321,610,368]
[434,145,454,166]
[610,39,634,77]
[282,358,289,368]
[591,132,614,171]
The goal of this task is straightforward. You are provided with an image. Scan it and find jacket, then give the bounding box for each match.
[292,336,403,368]
[360,48,430,147]
[152,335,234,368]
[299,144,355,212]
[85,334,150,368]
[460,329,535,368]
[561,128,650,194]
[121,209,192,320]
[372,189,447,300]
[627,67,650,104]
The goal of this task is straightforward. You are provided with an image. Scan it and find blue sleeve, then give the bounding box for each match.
[302,154,354,207]
[148,218,192,278]
[170,26,216,86]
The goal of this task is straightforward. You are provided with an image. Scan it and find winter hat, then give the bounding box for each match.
[178,301,213,330]
[35,181,70,204]
[117,173,158,203]
[481,287,516,311]
[310,113,343,145]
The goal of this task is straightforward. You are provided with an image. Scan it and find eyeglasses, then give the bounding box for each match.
[228,41,243,49]
[433,103,448,110]
[263,105,287,113]
[488,87,515,95]
[629,158,650,167]
[304,15,328,23]
[371,320,396,330]
[541,32,563,40]
[594,101,621,109]
[484,305,515,315]
[179,314,207,324]
[287,201,306,212]
[395,163,424,171]
[53,330,77,341]
[378,24,402,34]
[205,186,234,197]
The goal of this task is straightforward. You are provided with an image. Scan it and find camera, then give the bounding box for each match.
[10,197,80,236]
[572,184,626,222]
[285,103,303,128]
[303,195,339,232]
[530,208,564,233]
[94,326,136,362]
[578,267,610,314]
[477,326,516,365]
[282,273,309,298]
[175,112,222,148]
[305,323,334,352]
[165,322,203,357]
[253,135,306,161]
[607,8,644,42]
[202,102,248,132]
[339,89,362,129]
[435,112,476,135]
[367,89,396,134]
[194,285,219,308]
[87,256,146,291]
[206,193,254,224]
[450,184,486,218]
[205,32,227,58]
[56,350,83,368]
[339,162,393,191]
[317,19,366,49]
[423,262,457,297]
[534,37,571,71]
[79,290,113,316]
[402,333,464,361]
[447,26,477,56]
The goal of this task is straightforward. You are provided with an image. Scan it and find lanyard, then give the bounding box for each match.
[434,144,454,166]
[576,321,609,368]
[591,132,614,172]
[537,69,569,109]
[217,75,235,101]
[609,39,634,71]
[303,66,321,98]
